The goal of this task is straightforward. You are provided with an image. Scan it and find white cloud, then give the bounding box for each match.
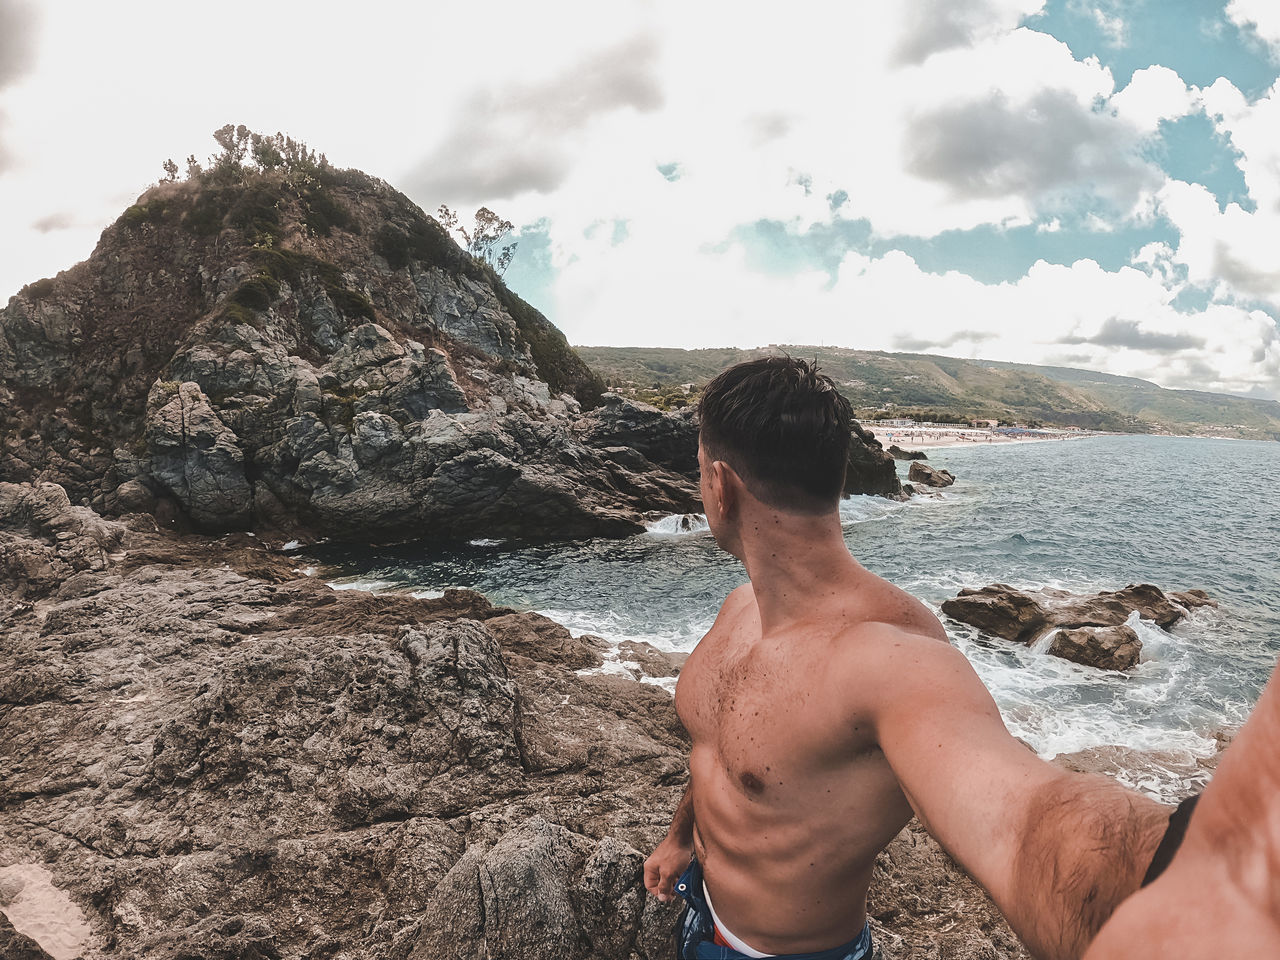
[0,0,1277,400]
[1227,0,1280,52]
[1111,66,1196,134]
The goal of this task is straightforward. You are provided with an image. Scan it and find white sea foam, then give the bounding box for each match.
[469,538,504,547]
[281,540,302,552]
[645,513,709,536]
[327,577,400,593]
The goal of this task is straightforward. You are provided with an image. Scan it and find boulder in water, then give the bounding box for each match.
[1048,625,1143,671]
[908,462,955,487]
[887,445,928,461]
[941,582,1213,671]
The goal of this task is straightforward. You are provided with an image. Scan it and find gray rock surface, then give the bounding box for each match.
[0,171,703,542]
[0,485,1031,958]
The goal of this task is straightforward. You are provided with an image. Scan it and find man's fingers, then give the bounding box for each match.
[643,858,661,894]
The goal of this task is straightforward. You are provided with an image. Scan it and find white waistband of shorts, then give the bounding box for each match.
[702,881,774,958]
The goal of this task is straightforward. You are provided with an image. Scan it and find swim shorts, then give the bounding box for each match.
[674,858,874,960]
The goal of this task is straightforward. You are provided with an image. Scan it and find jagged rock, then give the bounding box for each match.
[940,584,1048,642]
[577,395,699,475]
[887,445,928,461]
[1,167,717,542]
[0,500,1031,958]
[1048,625,1143,671]
[617,640,687,679]
[0,914,54,960]
[144,381,253,530]
[0,481,127,600]
[1171,589,1217,610]
[846,422,904,499]
[908,462,955,488]
[409,817,656,960]
[942,583,1211,670]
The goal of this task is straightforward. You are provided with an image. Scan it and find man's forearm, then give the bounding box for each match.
[1008,772,1171,960]
[666,781,695,845]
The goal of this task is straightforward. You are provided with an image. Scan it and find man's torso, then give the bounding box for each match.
[675,575,946,954]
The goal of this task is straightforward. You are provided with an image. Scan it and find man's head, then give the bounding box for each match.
[697,356,852,517]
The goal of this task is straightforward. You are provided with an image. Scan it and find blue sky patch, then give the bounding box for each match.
[1027,0,1278,100]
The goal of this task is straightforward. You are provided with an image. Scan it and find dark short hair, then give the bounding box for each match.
[697,356,852,514]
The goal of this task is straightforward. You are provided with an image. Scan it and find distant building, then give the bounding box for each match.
[971,419,999,429]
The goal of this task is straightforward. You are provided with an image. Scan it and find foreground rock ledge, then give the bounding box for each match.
[941,583,1216,670]
[1,484,1028,959]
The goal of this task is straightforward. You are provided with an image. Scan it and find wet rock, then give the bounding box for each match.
[617,640,687,679]
[940,584,1047,642]
[887,445,928,461]
[942,583,1211,671]
[907,462,955,488]
[1048,625,1142,671]
[577,395,699,475]
[1171,589,1217,610]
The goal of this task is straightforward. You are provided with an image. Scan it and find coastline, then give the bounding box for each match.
[872,427,1103,450]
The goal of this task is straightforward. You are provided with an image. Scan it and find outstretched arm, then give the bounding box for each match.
[865,630,1170,960]
[1084,658,1280,958]
[645,781,696,902]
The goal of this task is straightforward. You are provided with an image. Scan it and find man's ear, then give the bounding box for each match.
[708,460,739,518]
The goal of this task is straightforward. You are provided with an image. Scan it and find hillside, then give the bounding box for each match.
[576,346,1280,441]
[0,130,710,541]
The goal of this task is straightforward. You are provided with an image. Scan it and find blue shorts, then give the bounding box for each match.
[674,858,874,960]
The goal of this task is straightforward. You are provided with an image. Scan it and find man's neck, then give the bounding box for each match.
[737,506,863,635]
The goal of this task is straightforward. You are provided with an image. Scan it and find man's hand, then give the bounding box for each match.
[644,834,693,902]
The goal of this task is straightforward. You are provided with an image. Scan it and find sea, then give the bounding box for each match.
[308,434,1280,802]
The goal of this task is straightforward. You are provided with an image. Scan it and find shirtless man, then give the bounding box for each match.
[643,357,1171,960]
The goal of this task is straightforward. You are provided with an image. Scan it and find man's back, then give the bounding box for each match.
[675,574,947,953]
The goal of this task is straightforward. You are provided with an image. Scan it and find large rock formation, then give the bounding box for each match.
[941,583,1215,670]
[0,484,1028,958]
[0,161,697,542]
[0,160,902,543]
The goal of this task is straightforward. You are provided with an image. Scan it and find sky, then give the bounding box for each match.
[1,1,1278,400]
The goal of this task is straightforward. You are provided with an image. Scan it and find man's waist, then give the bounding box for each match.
[682,855,872,956]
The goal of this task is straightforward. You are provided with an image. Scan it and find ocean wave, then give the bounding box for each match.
[645,513,710,536]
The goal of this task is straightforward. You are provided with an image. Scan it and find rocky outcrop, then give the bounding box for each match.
[576,395,698,476]
[0,166,708,542]
[907,463,955,488]
[941,583,1214,670]
[846,422,904,499]
[0,485,1030,958]
[1,165,908,542]
[1047,625,1143,671]
[887,445,927,461]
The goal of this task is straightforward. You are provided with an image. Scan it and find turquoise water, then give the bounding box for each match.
[312,435,1280,799]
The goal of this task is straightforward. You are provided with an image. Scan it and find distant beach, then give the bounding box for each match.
[872,426,1101,450]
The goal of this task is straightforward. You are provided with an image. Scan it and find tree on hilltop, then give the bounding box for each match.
[437,204,518,275]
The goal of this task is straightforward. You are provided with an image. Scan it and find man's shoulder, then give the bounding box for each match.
[831,618,959,675]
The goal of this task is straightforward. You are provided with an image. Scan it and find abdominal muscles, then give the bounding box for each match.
[690,741,913,953]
